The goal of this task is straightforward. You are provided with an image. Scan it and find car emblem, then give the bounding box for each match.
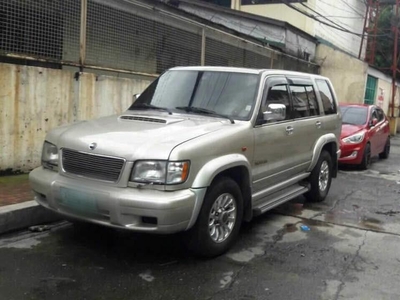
[89,143,97,150]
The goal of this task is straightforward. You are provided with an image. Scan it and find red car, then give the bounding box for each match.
[339,104,390,169]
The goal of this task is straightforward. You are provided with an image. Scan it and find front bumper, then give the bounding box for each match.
[339,143,364,165]
[29,167,206,234]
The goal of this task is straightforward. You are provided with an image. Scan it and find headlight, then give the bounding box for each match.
[342,132,365,144]
[131,161,189,184]
[42,141,59,169]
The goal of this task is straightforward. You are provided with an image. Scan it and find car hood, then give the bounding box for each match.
[50,112,232,160]
[341,124,365,138]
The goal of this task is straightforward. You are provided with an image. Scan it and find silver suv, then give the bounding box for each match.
[30,67,341,257]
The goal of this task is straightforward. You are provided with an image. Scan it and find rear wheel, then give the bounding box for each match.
[379,137,390,159]
[304,150,332,203]
[184,177,243,258]
[360,143,371,170]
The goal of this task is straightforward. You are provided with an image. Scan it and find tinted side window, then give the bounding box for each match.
[264,84,291,121]
[376,109,384,122]
[316,80,336,115]
[290,85,309,118]
[290,85,320,118]
[371,110,379,121]
[306,86,320,116]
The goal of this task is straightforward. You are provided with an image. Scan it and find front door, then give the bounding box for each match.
[368,109,380,155]
[252,76,297,205]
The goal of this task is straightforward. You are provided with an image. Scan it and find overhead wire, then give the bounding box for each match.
[313,1,367,45]
[337,0,365,18]
[314,1,366,30]
[318,0,367,18]
[300,2,352,32]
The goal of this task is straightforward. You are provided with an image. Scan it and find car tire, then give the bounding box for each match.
[379,137,390,159]
[304,150,332,203]
[360,143,371,170]
[184,177,243,258]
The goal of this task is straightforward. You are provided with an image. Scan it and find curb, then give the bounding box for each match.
[0,201,62,235]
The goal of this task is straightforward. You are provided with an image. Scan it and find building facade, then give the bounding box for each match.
[231,0,366,58]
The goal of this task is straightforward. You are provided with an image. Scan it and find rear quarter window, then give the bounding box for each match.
[316,79,337,115]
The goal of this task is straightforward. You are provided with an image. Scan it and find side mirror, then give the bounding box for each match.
[370,118,378,127]
[263,103,286,122]
[133,93,141,101]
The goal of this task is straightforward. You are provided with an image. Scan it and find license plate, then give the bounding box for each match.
[59,187,97,213]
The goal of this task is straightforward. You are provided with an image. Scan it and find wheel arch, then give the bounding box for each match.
[308,134,339,178]
[187,155,253,229]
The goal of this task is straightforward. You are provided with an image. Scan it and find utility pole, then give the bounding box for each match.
[360,0,381,64]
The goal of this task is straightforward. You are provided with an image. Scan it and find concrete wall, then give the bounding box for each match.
[0,63,152,173]
[367,67,400,115]
[367,67,400,134]
[315,44,368,104]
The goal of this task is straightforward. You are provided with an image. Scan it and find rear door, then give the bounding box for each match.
[374,107,389,154]
[377,107,390,149]
[287,76,324,170]
[315,78,341,139]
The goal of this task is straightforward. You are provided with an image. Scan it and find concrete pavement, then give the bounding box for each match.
[1,137,400,299]
[0,174,60,235]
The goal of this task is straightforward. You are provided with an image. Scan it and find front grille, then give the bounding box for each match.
[62,149,125,182]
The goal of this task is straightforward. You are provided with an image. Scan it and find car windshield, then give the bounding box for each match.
[340,106,368,125]
[129,70,260,121]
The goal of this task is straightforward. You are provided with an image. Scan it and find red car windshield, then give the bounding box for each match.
[340,106,368,126]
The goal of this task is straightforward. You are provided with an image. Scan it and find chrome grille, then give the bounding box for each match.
[62,149,125,182]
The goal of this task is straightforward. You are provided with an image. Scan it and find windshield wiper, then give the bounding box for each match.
[130,103,172,115]
[175,106,235,124]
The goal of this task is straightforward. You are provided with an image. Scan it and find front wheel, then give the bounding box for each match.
[379,137,390,159]
[304,150,332,203]
[184,177,243,258]
[360,143,371,170]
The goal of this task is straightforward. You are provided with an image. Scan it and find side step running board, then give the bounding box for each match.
[253,185,310,216]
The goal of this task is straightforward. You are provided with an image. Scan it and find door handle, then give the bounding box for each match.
[286,126,294,135]
[315,121,322,129]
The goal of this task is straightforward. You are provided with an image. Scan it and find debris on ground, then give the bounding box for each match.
[29,225,51,232]
[300,225,310,231]
[375,210,400,216]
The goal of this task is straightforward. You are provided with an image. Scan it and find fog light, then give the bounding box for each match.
[142,216,157,225]
[350,151,358,158]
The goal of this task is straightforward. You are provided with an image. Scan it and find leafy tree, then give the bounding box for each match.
[375,5,400,75]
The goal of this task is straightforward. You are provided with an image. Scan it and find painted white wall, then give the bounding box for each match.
[314,0,366,58]
[240,0,366,58]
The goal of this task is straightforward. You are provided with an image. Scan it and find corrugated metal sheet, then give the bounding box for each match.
[0,63,152,173]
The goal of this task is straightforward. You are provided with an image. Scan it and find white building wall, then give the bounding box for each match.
[313,0,366,58]
[240,0,366,58]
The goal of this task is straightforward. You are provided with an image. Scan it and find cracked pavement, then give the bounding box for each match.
[2,137,400,300]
